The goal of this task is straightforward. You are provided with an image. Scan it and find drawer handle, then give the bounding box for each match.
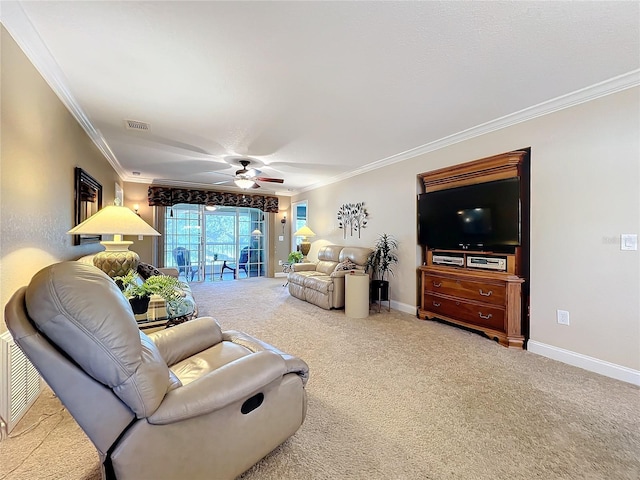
[479,289,493,297]
[478,312,493,320]
[432,281,442,287]
[432,301,441,307]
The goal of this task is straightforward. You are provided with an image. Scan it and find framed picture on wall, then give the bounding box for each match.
[115,182,124,206]
[73,167,103,245]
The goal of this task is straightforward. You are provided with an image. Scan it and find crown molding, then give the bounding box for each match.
[301,69,640,194]
[1,1,127,180]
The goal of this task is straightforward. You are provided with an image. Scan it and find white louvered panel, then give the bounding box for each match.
[27,364,41,402]
[10,345,28,421]
[0,331,42,438]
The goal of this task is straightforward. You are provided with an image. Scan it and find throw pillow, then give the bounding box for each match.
[333,258,357,272]
[137,262,162,280]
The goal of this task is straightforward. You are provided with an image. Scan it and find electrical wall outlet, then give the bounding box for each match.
[557,309,570,326]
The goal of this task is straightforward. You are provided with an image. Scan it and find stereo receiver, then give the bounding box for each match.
[466,256,506,271]
[432,254,464,267]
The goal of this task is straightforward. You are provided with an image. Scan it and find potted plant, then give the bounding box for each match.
[115,270,187,315]
[114,270,153,314]
[365,233,399,302]
[288,251,304,264]
[143,274,188,316]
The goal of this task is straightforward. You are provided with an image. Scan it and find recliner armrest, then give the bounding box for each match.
[148,317,223,366]
[223,330,309,386]
[148,350,287,424]
[330,270,355,278]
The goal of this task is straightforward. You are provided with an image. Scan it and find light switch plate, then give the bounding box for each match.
[279,235,284,241]
[621,234,638,251]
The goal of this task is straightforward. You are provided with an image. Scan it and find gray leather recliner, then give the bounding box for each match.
[4,261,309,480]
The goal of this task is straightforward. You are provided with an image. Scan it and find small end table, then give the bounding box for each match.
[134,295,196,333]
[345,272,370,318]
[282,262,293,287]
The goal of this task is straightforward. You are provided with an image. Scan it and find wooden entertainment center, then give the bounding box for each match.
[417,151,527,348]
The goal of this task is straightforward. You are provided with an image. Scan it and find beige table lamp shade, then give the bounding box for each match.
[68,205,160,277]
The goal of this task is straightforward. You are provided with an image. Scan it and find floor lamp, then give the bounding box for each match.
[68,205,160,277]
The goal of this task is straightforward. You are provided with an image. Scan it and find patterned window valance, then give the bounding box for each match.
[147,186,279,213]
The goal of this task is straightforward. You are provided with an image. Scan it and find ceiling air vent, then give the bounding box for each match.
[125,119,151,131]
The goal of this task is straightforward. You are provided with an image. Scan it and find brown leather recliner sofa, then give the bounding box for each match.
[287,244,372,310]
[4,262,309,480]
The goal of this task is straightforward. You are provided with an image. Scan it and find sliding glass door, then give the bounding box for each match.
[164,204,204,281]
[163,204,266,282]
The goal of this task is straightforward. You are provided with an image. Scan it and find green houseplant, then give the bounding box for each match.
[143,275,188,316]
[114,270,153,314]
[288,251,304,264]
[365,233,399,302]
[115,270,187,315]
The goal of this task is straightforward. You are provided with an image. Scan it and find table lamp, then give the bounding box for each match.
[294,225,316,258]
[68,204,160,277]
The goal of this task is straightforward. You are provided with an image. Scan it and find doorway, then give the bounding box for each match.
[290,200,308,252]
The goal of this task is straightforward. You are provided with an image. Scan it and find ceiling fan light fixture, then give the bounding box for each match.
[234,178,255,189]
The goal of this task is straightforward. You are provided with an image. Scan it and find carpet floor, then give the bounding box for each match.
[1,277,638,479]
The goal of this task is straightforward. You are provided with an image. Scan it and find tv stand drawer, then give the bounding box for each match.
[424,293,505,331]
[423,274,505,306]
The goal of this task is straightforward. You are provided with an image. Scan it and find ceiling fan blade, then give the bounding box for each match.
[255,177,284,183]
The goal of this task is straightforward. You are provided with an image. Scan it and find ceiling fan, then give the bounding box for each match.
[229,159,284,189]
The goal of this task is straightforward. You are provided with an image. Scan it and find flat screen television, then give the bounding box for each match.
[418,177,520,251]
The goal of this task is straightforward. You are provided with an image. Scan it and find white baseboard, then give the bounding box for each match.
[527,340,640,386]
[274,272,287,278]
[389,300,415,315]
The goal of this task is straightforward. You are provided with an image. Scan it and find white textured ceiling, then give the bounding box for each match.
[3,1,639,195]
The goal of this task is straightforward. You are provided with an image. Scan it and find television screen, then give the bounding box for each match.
[458,207,492,235]
[418,178,520,250]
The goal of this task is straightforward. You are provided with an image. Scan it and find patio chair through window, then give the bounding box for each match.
[219,247,249,279]
[173,247,199,281]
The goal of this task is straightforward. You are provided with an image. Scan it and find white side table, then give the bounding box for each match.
[345,272,370,318]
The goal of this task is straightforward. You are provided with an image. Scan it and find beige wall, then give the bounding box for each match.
[294,87,639,371]
[0,27,121,334]
[122,181,155,264]
[273,198,291,271]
